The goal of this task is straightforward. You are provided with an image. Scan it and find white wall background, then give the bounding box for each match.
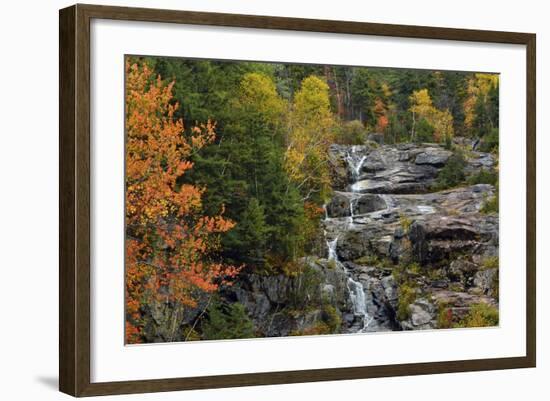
[0,0,545,400]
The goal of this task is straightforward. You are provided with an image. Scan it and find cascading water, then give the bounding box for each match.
[325,234,372,332]
[325,233,373,333]
[345,146,367,181]
[326,235,339,262]
[347,197,356,227]
[322,145,375,332]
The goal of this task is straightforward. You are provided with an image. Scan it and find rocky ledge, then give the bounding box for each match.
[221,141,499,336]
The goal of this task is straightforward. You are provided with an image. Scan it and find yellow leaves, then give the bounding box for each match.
[238,72,287,126]
[293,76,334,133]
[464,73,499,131]
[284,76,335,201]
[409,88,433,116]
[409,89,454,142]
[474,73,499,96]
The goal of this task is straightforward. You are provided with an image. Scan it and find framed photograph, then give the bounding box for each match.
[59,4,536,397]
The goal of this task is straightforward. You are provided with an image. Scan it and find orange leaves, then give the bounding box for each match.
[373,98,389,133]
[125,322,142,344]
[304,201,325,219]
[124,60,239,343]
[376,115,389,133]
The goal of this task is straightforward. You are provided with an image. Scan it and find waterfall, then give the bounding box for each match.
[347,197,356,227]
[323,203,329,220]
[324,235,371,330]
[347,278,373,331]
[323,186,374,333]
[345,146,367,181]
[326,235,339,262]
[323,149,373,331]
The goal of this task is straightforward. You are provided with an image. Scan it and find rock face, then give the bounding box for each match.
[322,141,499,332]
[222,257,352,337]
[224,141,499,336]
[327,143,494,194]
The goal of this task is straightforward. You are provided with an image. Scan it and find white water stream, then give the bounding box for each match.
[322,146,377,332]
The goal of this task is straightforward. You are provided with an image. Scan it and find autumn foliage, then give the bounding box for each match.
[409,89,454,143]
[125,61,239,343]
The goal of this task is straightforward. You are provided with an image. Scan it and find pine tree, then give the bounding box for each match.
[202,300,255,340]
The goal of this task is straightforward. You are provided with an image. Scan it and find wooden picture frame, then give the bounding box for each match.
[59,3,536,397]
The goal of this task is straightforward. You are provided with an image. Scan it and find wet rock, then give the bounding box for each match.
[326,192,352,218]
[319,141,500,333]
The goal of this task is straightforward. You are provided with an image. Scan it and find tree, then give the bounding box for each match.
[350,68,375,125]
[201,299,255,340]
[433,151,466,190]
[373,98,389,133]
[464,73,499,136]
[415,118,435,143]
[125,61,239,343]
[234,198,269,259]
[285,76,335,203]
[409,89,454,143]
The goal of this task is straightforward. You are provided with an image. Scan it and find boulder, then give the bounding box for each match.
[326,192,352,218]
[401,298,437,330]
[473,268,498,296]
[354,194,388,214]
[448,258,479,282]
[414,148,452,166]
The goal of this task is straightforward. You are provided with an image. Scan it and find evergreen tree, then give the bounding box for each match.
[202,300,255,340]
[232,198,269,260]
[350,68,375,125]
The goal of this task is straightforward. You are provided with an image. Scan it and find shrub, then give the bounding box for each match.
[399,214,413,233]
[292,322,332,336]
[478,128,499,153]
[433,151,466,190]
[438,303,499,329]
[407,262,421,275]
[481,256,499,270]
[437,306,454,329]
[449,283,464,292]
[326,259,337,269]
[458,303,499,328]
[396,283,417,321]
[480,193,498,214]
[467,169,498,186]
[334,120,366,145]
[322,305,342,333]
[353,255,384,267]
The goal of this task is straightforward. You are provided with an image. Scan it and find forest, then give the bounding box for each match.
[125,56,500,343]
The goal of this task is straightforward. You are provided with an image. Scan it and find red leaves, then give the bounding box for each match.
[124,60,240,343]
